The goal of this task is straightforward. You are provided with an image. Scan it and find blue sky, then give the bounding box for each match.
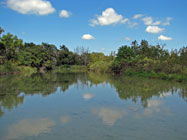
[0,0,187,54]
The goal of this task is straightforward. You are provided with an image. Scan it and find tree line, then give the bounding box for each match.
[112,40,187,80]
[0,27,114,72]
[0,27,187,81]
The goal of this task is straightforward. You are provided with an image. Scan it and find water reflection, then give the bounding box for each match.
[82,93,94,100]
[93,107,126,126]
[159,91,172,98]
[0,72,186,140]
[0,72,186,117]
[133,99,172,119]
[60,115,71,125]
[0,108,3,117]
[5,118,55,140]
[144,100,163,116]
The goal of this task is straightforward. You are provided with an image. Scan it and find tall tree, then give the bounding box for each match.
[1,33,23,61]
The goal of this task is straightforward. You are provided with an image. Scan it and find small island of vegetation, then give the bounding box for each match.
[0,27,187,82]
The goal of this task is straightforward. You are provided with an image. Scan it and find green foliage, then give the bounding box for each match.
[18,42,58,70]
[54,65,87,73]
[89,61,112,72]
[0,27,187,82]
[17,66,37,76]
[109,40,187,82]
[0,32,23,62]
[0,62,17,73]
[110,60,122,73]
[0,72,187,117]
[89,52,106,63]
[57,45,76,65]
[4,61,14,72]
[116,45,135,61]
[88,52,114,73]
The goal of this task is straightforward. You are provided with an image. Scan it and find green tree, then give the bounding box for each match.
[41,43,58,69]
[18,42,58,70]
[179,47,187,74]
[57,45,75,65]
[0,33,23,61]
[116,45,135,61]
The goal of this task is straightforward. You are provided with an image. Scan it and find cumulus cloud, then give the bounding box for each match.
[90,8,128,26]
[7,0,55,15]
[59,10,71,18]
[125,37,131,41]
[162,17,172,26]
[158,35,172,41]
[133,14,144,19]
[82,34,95,40]
[146,26,164,34]
[142,17,153,25]
[142,16,161,25]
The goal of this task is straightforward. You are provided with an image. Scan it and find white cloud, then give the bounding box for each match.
[158,35,172,41]
[128,22,138,28]
[146,26,164,34]
[125,37,131,41]
[152,21,161,26]
[162,17,172,26]
[59,10,71,18]
[142,16,161,25]
[90,8,128,26]
[142,17,153,25]
[7,0,55,15]
[133,14,143,19]
[121,18,129,24]
[82,34,95,40]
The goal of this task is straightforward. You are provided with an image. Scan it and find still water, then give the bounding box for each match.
[0,72,187,140]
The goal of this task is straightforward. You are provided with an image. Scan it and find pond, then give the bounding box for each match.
[0,72,187,140]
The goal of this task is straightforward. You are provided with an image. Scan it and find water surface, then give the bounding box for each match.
[0,72,187,140]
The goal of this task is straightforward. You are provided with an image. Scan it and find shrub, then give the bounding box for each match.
[89,61,112,73]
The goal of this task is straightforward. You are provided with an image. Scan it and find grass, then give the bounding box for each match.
[1,63,187,83]
[53,65,88,73]
[123,69,187,83]
[0,63,37,76]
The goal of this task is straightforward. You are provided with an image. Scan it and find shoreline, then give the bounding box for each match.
[1,65,187,83]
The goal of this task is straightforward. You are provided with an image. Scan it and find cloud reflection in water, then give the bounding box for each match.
[93,107,126,126]
[82,93,94,100]
[5,118,55,140]
[60,115,71,125]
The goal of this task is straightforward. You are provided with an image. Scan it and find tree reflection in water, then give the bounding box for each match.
[0,72,186,117]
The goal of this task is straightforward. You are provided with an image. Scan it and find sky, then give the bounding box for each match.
[0,0,187,54]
